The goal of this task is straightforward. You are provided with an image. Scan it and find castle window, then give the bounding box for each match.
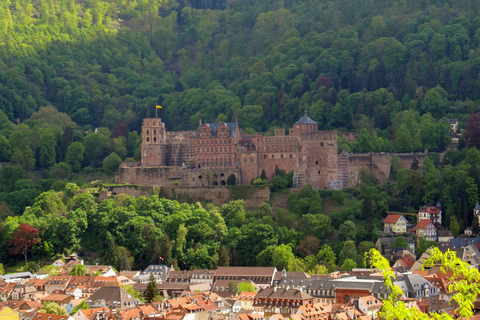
[318,171,320,174]
[281,154,284,158]
[153,137,157,142]
[241,147,243,151]
[153,130,156,134]
[290,154,292,158]
[271,155,274,159]
[147,130,150,135]
[264,155,267,159]
[146,137,150,142]
[237,147,240,151]
[316,161,318,165]
[250,158,253,162]
[215,148,218,152]
[320,142,324,147]
[244,158,247,163]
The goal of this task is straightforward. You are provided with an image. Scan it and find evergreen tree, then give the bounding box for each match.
[361,193,374,233]
[104,232,120,270]
[145,273,157,302]
[159,233,173,266]
[218,246,230,266]
[149,234,161,265]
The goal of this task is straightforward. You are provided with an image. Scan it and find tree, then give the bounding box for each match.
[104,232,120,269]
[368,247,480,319]
[227,280,238,292]
[70,300,89,316]
[237,281,256,294]
[316,244,337,273]
[65,142,85,171]
[338,220,357,242]
[0,263,4,275]
[39,302,68,316]
[103,152,122,175]
[449,216,460,238]
[272,244,295,270]
[218,246,230,267]
[145,273,158,302]
[9,223,40,264]
[341,258,356,271]
[464,113,480,149]
[339,240,357,266]
[39,127,56,168]
[393,237,408,249]
[69,264,87,276]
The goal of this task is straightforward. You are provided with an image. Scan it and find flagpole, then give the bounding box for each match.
[156,105,158,119]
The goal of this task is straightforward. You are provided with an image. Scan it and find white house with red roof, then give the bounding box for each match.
[358,295,383,318]
[412,219,437,242]
[419,203,442,226]
[383,215,408,234]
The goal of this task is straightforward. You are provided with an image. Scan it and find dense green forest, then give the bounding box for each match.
[1,0,480,269]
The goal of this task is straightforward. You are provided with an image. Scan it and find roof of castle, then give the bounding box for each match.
[294,111,317,125]
[475,201,480,211]
[195,122,238,138]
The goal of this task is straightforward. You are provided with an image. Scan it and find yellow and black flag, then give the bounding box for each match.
[156,105,162,109]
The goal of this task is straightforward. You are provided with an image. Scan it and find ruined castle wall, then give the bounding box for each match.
[300,131,339,189]
[256,135,299,180]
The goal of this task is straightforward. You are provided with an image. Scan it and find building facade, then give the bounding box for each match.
[131,112,339,190]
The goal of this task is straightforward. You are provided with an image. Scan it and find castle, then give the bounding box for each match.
[115,112,425,189]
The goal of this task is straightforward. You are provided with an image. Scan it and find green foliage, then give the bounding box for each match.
[393,237,408,249]
[69,264,87,276]
[70,300,89,316]
[39,302,68,316]
[103,153,122,175]
[145,273,158,303]
[369,247,480,319]
[237,281,256,294]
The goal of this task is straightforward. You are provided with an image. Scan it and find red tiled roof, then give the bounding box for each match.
[383,215,404,224]
[419,206,440,214]
[34,312,70,320]
[416,219,435,230]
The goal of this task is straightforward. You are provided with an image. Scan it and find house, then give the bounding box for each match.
[412,219,437,242]
[253,287,314,317]
[0,273,35,282]
[393,274,438,299]
[418,204,442,226]
[236,292,257,311]
[392,253,416,271]
[40,294,73,307]
[295,302,331,320]
[84,266,115,277]
[437,230,453,246]
[383,215,408,234]
[449,119,458,133]
[53,260,65,268]
[272,269,310,285]
[45,277,71,294]
[71,307,109,320]
[358,295,382,318]
[86,287,143,310]
[141,266,171,282]
[65,299,85,315]
[213,267,277,289]
[375,237,416,259]
[0,307,19,320]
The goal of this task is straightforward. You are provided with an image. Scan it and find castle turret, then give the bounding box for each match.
[141,118,167,166]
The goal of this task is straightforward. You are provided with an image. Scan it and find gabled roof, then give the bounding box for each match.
[255,287,313,301]
[415,219,435,230]
[294,111,317,125]
[419,206,440,214]
[383,214,406,224]
[195,122,238,138]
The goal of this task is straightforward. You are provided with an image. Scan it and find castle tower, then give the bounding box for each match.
[141,118,167,166]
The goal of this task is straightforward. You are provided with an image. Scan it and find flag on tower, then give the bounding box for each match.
[156,105,162,109]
